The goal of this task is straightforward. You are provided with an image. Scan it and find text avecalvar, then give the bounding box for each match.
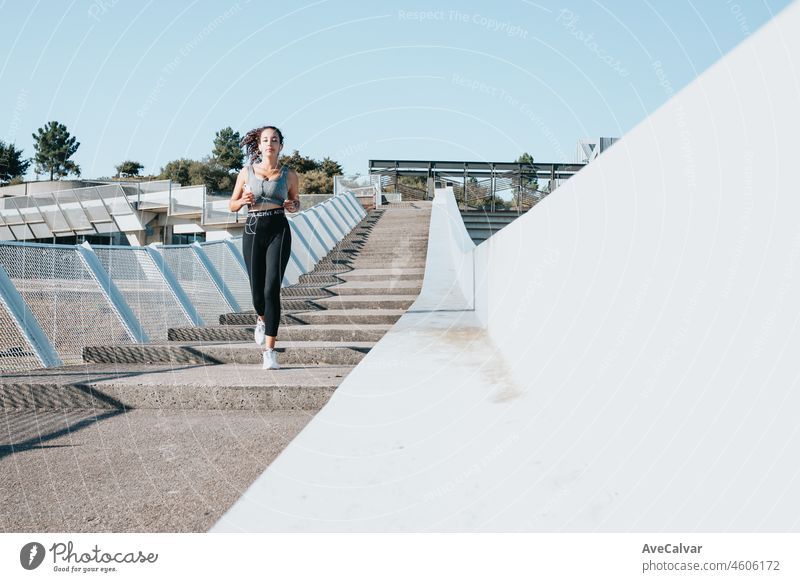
[642,543,702,554]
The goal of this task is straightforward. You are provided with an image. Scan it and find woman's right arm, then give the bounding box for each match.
[229,168,253,212]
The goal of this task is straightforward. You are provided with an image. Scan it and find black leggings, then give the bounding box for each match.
[242,212,292,337]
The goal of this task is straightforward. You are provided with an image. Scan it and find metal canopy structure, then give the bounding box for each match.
[368,159,586,211]
[369,159,585,180]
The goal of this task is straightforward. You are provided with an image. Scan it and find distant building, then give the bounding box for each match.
[576,137,619,164]
[0,178,239,246]
[0,178,340,245]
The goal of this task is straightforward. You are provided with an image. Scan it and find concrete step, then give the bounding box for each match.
[280,286,336,298]
[460,215,520,225]
[342,233,427,239]
[350,245,429,252]
[304,264,425,278]
[337,268,425,281]
[238,294,388,317]
[314,259,356,267]
[280,298,327,311]
[351,232,427,236]
[351,261,426,269]
[333,255,425,264]
[296,273,346,285]
[357,236,427,240]
[261,293,420,312]
[82,341,373,365]
[301,267,354,276]
[236,294,417,313]
[339,239,428,247]
[272,281,422,298]
[324,281,422,295]
[313,295,418,310]
[167,324,392,343]
[286,308,406,325]
[353,232,427,237]
[332,251,428,260]
[1,363,354,411]
[331,251,428,260]
[220,309,405,325]
[355,239,428,244]
[334,260,426,268]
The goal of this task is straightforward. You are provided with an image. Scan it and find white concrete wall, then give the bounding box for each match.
[213,2,800,532]
[421,186,474,311]
[473,0,800,529]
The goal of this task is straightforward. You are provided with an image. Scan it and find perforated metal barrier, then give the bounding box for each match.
[157,245,236,326]
[0,191,366,373]
[199,240,250,309]
[0,243,138,366]
[0,292,47,372]
[92,245,197,341]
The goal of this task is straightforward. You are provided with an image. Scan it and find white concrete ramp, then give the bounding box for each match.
[212,2,800,531]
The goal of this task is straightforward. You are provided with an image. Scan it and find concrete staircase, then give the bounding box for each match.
[460,210,525,244]
[4,202,433,412]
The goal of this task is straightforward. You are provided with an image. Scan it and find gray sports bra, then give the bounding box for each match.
[246,164,288,207]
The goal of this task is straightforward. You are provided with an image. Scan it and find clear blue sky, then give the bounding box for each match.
[1,0,792,179]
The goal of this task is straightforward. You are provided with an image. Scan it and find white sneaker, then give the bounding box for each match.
[254,319,266,346]
[262,348,280,370]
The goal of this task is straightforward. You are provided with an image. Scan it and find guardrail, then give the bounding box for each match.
[0,191,366,373]
[334,175,382,208]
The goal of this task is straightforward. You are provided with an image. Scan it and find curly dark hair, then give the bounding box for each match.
[240,125,284,164]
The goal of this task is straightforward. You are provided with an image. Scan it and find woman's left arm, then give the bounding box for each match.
[283,169,300,213]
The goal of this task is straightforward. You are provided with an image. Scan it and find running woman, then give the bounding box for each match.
[229,125,300,369]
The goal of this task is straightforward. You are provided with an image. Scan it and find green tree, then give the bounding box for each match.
[158,158,193,185]
[299,169,332,194]
[279,149,318,173]
[115,160,144,177]
[211,167,236,192]
[188,160,212,189]
[0,141,30,184]
[212,126,243,173]
[510,153,540,210]
[515,152,539,190]
[477,194,508,211]
[516,152,534,165]
[193,158,232,193]
[159,148,344,195]
[32,121,81,180]
[319,156,342,177]
[159,157,233,193]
